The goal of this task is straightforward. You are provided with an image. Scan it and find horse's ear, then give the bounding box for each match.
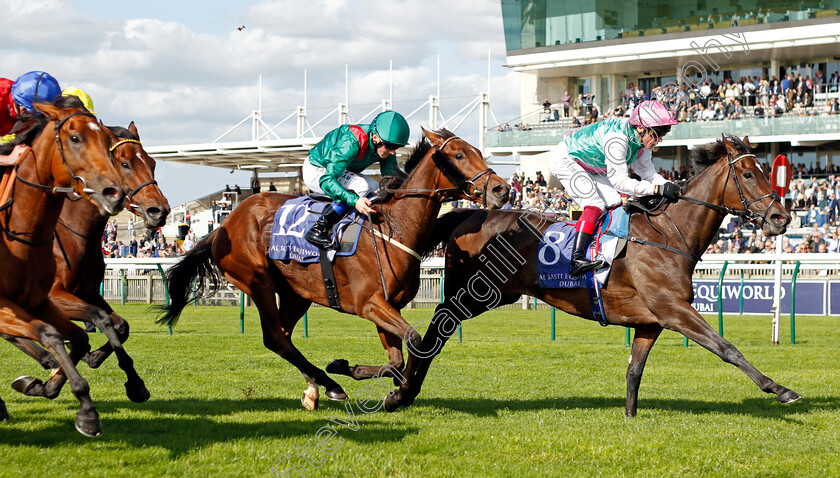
[742,136,752,148]
[128,121,139,140]
[33,103,63,121]
[422,127,443,146]
[721,134,738,156]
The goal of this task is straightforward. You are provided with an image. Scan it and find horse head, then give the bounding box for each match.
[33,103,127,216]
[419,128,510,209]
[718,134,790,236]
[108,121,171,228]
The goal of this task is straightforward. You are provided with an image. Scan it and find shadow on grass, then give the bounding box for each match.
[410,394,839,421]
[0,397,418,457]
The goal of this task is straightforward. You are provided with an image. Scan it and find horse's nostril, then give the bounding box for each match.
[103,187,120,200]
[147,207,162,219]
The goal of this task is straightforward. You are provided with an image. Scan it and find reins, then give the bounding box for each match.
[624,149,781,261]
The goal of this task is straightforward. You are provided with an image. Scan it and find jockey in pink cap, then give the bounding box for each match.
[548,100,680,276]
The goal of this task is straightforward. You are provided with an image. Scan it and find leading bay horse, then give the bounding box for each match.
[159,128,510,410]
[0,103,127,436]
[3,122,170,404]
[383,134,801,415]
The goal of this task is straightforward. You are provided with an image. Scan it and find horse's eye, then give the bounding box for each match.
[69,135,80,143]
[744,172,753,179]
[121,161,131,169]
[455,153,464,160]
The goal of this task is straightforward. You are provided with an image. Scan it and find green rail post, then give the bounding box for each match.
[156,264,173,335]
[739,269,744,315]
[120,269,126,306]
[533,296,538,310]
[457,323,462,343]
[626,327,631,347]
[239,291,245,334]
[551,306,556,341]
[790,261,802,345]
[303,313,308,338]
[717,260,729,337]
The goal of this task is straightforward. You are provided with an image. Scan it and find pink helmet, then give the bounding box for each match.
[629,100,678,128]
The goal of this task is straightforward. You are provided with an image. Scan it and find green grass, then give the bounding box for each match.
[0,305,838,477]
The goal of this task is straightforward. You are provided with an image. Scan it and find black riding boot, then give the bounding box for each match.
[569,231,605,277]
[305,204,348,248]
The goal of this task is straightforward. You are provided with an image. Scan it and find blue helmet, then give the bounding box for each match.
[11,71,62,114]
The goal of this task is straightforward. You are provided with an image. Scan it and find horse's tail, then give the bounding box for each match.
[156,229,222,328]
[421,208,480,258]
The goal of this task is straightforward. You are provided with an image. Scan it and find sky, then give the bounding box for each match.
[1,0,521,206]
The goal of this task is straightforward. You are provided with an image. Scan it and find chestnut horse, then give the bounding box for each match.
[3,122,170,404]
[0,103,127,436]
[384,135,801,415]
[159,129,510,410]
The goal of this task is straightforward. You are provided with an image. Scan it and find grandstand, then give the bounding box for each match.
[493,0,840,185]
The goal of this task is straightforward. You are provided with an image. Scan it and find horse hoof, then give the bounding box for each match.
[12,376,43,396]
[82,351,106,369]
[383,393,399,413]
[75,411,102,437]
[779,389,802,404]
[301,392,319,411]
[325,387,347,402]
[125,381,151,403]
[0,403,9,421]
[326,359,350,375]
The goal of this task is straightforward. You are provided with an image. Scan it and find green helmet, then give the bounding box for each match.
[372,111,410,146]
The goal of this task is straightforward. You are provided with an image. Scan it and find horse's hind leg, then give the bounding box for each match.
[661,303,801,404]
[626,325,662,417]
[327,327,405,383]
[251,284,347,411]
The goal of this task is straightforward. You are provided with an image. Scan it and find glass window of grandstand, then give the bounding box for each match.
[501,0,840,49]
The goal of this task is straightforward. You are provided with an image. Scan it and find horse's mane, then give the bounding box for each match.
[378,128,457,201]
[0,96,90,155]
[107,125,137,140]
[687,134,750,178]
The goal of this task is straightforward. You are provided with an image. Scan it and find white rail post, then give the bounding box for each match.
[772,235,783,344]
[296,106,306,138]
[479,91,489,154]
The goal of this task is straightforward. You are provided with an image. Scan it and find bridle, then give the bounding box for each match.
[623,147,782,262]
[110,138,158,212]
[0,112,114,246]
[381,136,496,208]
[675,151,781,228]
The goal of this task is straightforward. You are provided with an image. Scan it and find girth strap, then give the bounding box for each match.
[319,248,342,311]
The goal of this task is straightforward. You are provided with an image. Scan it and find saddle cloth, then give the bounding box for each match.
[268,196,365,263]
[537,207,629,289]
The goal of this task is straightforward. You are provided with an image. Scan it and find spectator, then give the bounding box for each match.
[269,182,277,192]
[251,177,261,194]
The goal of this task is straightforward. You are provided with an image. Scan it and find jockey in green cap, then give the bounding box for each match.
[303,110,410,248]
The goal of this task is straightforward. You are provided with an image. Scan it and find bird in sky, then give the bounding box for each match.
[236,25,246,31]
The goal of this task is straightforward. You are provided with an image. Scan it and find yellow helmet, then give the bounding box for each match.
[61,87,96,114]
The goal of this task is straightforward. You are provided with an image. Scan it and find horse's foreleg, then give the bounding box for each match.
[52,290,148,403]
[626,325,662,417]
[1,334,60,369]
[327,327,405,383]
[0,299,101,436]
[661,303,801,404]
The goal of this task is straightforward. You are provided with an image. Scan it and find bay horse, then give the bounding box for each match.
[383,135,801,416]
[159,128,510,410]
[3,122,169,404]
[0,103,128,436]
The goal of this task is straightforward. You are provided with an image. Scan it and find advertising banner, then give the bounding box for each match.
[691,279,830,315]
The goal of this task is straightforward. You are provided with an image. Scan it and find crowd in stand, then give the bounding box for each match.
[100,220,180,259]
